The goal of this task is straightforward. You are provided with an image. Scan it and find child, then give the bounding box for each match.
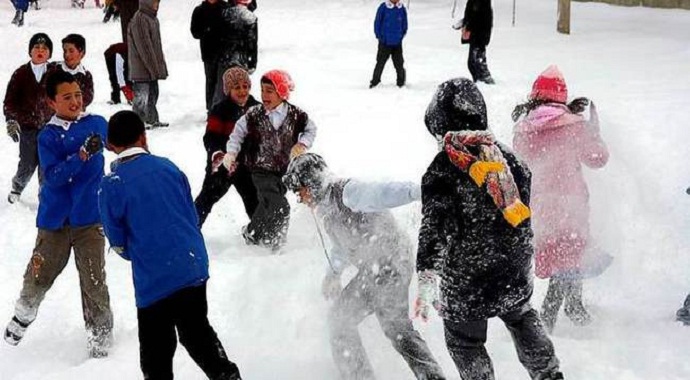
[195,67,260,226]
[49,34,94,109]
[128,0,168,128]
[459,0,494,84]
[3,71,113,358]
[219,69,317,250]
[191,0,229,110]
[512,65,609,333]
[3,33,54,204]
[283,153,446,380]
[104,42,134,105]
[11,0,28,26]
[99,110,242,380]
[415,78,563,380]
[370,0,407,88]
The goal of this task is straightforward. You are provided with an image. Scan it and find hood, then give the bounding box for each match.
[513,103,583,134]
[425,78,488,138]
[139,0,158,16]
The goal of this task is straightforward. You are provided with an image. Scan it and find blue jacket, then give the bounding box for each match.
[98,152,209,308]
[374,1,408,46]
[37,114,107,230]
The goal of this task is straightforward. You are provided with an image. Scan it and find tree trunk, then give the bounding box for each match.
[558,0,571,34]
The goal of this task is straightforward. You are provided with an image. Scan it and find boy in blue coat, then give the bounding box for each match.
[3,71,113,358]
[370,0,407,88]
[99,110,241,380]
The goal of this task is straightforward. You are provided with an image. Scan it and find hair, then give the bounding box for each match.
[46,71,77,100]
[511,97,590,122]
[260,77,274,87]
[62,34,86,53]
[107,111,145,148]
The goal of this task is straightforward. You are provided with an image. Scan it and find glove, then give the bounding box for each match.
[80,133,103,161]
[221,152,238,174]
[414,270,441,322]
[289,143,307,160]
[7,120,20,143]
[121,85,134,103]
[210,151,226,173]
[321,273,342,300]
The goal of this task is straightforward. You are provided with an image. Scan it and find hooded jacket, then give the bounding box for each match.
[127,0,168,81]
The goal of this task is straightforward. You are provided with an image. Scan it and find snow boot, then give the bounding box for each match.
[16,10,24,27]
[7,191,20,204]
[87,328,112,358]
[676,294,690,325]
[541,277,566,333]
[534,371,564,380]
[4,316,31,346]
[563,279,592,326]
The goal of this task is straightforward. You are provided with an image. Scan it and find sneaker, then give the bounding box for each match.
[106,99,121,105]
[146,121,169,129]
[677,307,690,325]
[7,191,20,204]
[11,10,20,24]
[369,81,379,89]
[87,329,112,358]
[4,316,31,346]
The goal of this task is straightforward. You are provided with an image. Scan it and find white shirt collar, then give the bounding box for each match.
[117,147,149,159]
[265,101,287,116]
[48,113,87,131]
[60,61,87,75]
[386,0,403,9]
[30,62,47,82]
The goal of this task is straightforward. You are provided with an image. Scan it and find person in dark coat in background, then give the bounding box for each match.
[459,0,494,84]
[229,0,255,11]
[370,0,407,88]
[414,78,564,380]
[191,0,229,111]
[114,0,138,44]
[104,42,134,105]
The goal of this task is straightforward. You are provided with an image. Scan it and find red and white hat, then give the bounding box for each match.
[261,69,295,100]
[530,65,568,104]
[236,0,253,5]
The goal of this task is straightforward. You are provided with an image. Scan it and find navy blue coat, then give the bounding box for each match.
[374,1,408,47]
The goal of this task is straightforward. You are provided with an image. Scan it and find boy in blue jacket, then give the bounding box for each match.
[3,71,113,358]
[370,0,407,88]
[99,110,241,380]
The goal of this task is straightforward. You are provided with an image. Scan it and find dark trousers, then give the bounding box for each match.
[12,129,41,195]
[371,42,406,86]
[468,43,492,83]
[329,266,445,380]
[443,304,560,380]
[138,283,240,380]
[132,81,160,125]
[541,275,590,333]
[194,140,258,226]
[204,60,220,111]
[244,172,290,248]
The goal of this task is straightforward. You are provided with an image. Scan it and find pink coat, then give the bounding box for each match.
[513,104,608,278]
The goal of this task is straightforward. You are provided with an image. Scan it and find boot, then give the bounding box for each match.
[563,278,592,326]
[540,277,566,333]
[4,316,31,346]
[16,10,24,27]
[676,294,690,325]
[11,10,20,24]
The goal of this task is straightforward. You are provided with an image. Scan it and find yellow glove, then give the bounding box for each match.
[290,143,307,160]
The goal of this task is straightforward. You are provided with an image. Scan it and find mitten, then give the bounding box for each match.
[414,270,441,322]
[289,143,307,160]
[80,133,103,160]
[121,85,134,103]
[6,120,20,143]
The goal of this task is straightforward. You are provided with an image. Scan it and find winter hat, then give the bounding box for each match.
[222,66,251,95]
[236,0,253,5]
[283,153,331,204]
[530,65,568,104]
[29,33,53,58]
[261,70,294,100]
[425,78,488,138]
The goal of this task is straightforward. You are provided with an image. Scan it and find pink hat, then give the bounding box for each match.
[236,0,253,6]
[530,65,568,104]
[261,70,294,100]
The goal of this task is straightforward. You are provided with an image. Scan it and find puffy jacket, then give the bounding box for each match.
[3,62,53,131]
[374,1,407,47]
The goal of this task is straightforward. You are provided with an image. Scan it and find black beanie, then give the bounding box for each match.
[28,33,53,58]
[108,111,145,148]
[424,78,488,138]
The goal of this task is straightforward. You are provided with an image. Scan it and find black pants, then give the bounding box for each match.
[329,265,445,380]
[244,171,289,248]
[468,43,492,83]
[137,283,240,380]
[132,81,160,125]
[204,60,220,111]
[443,304,560,380]
[194,137,258,226]
[541,275,590,333]
[12,129,41,194]
[371,42,406,86]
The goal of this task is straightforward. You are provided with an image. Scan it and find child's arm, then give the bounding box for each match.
[225,115,249,156]
[3,68,24,126]
[98,177,130,260]
[342,180,420,213]
[38,130,88,187]
[297,116,317,149]
[374,3,385,40]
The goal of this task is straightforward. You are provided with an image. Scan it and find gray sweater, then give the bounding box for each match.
[127,0,168,82]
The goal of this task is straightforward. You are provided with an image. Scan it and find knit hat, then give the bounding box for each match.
[222,66,251,95]
[261,70,294,100]
[530,65,568,104]
[236,0,253,5]
[29,33,53,58]
[425,77,488,138]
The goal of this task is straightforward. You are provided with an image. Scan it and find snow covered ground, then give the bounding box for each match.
[1,0,690,378]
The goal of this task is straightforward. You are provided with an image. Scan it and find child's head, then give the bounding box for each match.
[260,70,294,110]
[530,65,567,104]
[425,77,488,138]
[222,66,251,106]
[107,111,147,152]
[61,34,86,69]
[28,33,53,64]
[46,71,82,121]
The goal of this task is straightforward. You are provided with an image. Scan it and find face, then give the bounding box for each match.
[49,82,83,121]
[62,43,84,69]
[229,82,250,106]
[152,0,159,11]
[30,44,50,65]
[261,83,283,110]
[296,187,316,208]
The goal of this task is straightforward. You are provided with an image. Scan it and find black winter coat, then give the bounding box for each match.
[463,0,493,46]
[190,0,228,63]
[218,5,258,71]
[417,143,534,322]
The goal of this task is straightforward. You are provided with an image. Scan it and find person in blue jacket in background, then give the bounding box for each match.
[98,110,242,380]
[370,0,408,88]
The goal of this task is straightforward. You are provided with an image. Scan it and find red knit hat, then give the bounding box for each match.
[261,70,294,100]
[530,65,568,104]
[236,0,253,5]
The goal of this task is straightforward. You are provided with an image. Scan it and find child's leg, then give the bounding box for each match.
[232,165,259,219]
[148,80,160,123]
[104,54,121,103]
[370,42,392,86]
[563,277,591,326]
[540,276,566,333]
[132,82,151,124]
[390,45,405,86]
[11,129,40,196]
[137,297,177,379]
[203,61,218,111]
[247,172,289,247]
[443,318,494,380]
[174,284,241,380]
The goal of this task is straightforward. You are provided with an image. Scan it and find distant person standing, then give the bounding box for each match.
[369,0,407,88]
[10,0,28,27]
[191,0,228,111]
[458,0,494,84]
[104,42,133,105]
[114,0,138,44]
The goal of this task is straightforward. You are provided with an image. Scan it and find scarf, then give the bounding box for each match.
[444,131,531,227]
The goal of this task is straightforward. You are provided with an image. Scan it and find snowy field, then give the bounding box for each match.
[1,0,690,378]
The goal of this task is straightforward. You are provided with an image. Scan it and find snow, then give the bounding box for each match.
[1,0,690,378]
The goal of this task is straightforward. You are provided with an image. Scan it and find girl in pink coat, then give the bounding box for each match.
[512,65,609,332]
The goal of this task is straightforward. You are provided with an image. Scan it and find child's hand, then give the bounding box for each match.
[290,143,307,160]
[80,133,103,161]
[6,120,20,143]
